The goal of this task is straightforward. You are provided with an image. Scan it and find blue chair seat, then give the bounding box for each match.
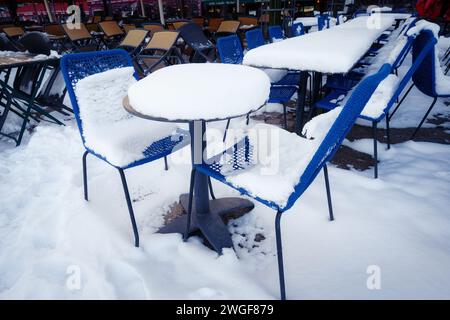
[269,85,298,104]
[315,90,348,110]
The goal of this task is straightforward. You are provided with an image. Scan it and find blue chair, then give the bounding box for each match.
[409,29,450,139]
[185,63,392,299]
[317,15,329,31]
[60,49,189,247]
[268,25,284,42]
[217,35,297,129]
[290,22,305,37]
[316,30,437,178]
[245,28,266,50]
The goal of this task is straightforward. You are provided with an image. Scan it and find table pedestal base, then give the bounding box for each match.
[159,194,254,253]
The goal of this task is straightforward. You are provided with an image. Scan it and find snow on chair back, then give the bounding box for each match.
[412,30,439,97]
[245,28,265,50]
[268,26,284,42]
[283,63,392,211]
[217,35,244,64]
[60,49,136,144]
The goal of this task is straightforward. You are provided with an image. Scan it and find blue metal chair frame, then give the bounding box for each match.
[217,34,297,129]
[268,25,284,42]
[316,31,437,178]
[60,49,189,247]
[185,64,392,299]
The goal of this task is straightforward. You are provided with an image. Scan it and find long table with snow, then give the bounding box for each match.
[243,15,396,133]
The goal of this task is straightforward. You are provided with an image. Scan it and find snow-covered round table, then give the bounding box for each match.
[124,63,271,253]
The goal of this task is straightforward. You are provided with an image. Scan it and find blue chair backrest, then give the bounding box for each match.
[245,28,265,50]
[317,15,327,31]
[60,49,136,145]
[282,64,392,211]
[412,29,439,97]
[217,34,244,64]
[268,25,284,42]
[291,22,305,37]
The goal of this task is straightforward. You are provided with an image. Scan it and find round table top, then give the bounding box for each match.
[125,63,271,122]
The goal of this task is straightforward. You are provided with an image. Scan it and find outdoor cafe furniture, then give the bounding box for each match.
[62,23,100,52]
[98,21,125,48]
[136,31,183,75]
[178,23,217,63]
[117,29,148,57]
[141,23,164,37]
[243,15,397,134]
[0,49,62,146]
[124,63,271,254]
[60,49,190,248]
[143,61,388,299]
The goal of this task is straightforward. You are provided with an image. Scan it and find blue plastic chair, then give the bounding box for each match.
[268,25,284,42]
[317,15,329,31]
[185,63,392,300]
[217,34,297,129]
[409,29,450,138]
[290,22,305,37]
[245,28,266,50]
[316,30,437,178]
[60,49,189,247]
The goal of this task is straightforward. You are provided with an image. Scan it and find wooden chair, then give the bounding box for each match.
[216,20,240,34]
[142,23,164,37]
[98,21,125,48]
[173,21,189,30]
[85,23,99,33]
[192,17,205,28]
[62,23,98,52]
[3,26,25,40]
[207,18,223,33]
[137,31,183,75]
[118,29,148,56]
[44,24,65,37]
[238,16,258,27]
[122,24,136,33]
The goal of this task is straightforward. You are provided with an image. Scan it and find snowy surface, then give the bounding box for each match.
[293,17,318,27]
[360,74,399,119]
[243,16,395,73]
[224,109,341,207]
[75,67,180,167]
[128,64,271,121]
[1,112,450,298]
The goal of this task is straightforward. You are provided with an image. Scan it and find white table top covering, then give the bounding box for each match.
[293,17,318,27]
[243,16,396,74]
[127,63,271,122]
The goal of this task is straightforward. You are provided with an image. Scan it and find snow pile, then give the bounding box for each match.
[293,17,318,27]
[128,63,271,121]
[360,74,399,119]
[224,108,342,207]
[75,67,179,167]
[243,16,395,73]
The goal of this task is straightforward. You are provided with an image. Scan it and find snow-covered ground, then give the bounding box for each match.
[0,87,449,299]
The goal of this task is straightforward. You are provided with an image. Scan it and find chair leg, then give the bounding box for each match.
[164,156,169,171]
[208,176,216,200]
[411,97,438,140]
[323,164,334,221]
[275,211,286,300]
[283,104,288,129]
[223,118,231,142]
[118,168,139,247]
[184,168,196,241]
[385,114,391,150]
[389,83,414,120]
[82,151,89,201]
[373,121,378,179]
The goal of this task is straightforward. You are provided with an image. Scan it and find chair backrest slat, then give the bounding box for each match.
[217,21,240,34]
[119,29,148,48]
[145,31,179,51]
[412,29,439,97]
[245,28,265,50]
[217,34,244,64]
[3,26,24,38]
[63,23,92,41]
[99,21,124,37]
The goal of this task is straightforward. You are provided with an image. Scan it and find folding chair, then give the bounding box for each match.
[184,63,392,300]
[122,24,136,33]
[206,18,223,33]
[98,21,125,48]
[238,16,258,27]
[192,17,205,28]
[173,21,189,30]
[117,29,148,56]
[136,31,184,75]
[60,49,189,247]
[142,23,165,37]
[3,26,25,40]
[178,23,217,63]
[62,23,99,52]
[215,20,241,39]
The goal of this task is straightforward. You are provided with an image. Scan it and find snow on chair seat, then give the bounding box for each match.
[61,49,189,248]
[74,66,183,168]
[190,63,392,299]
